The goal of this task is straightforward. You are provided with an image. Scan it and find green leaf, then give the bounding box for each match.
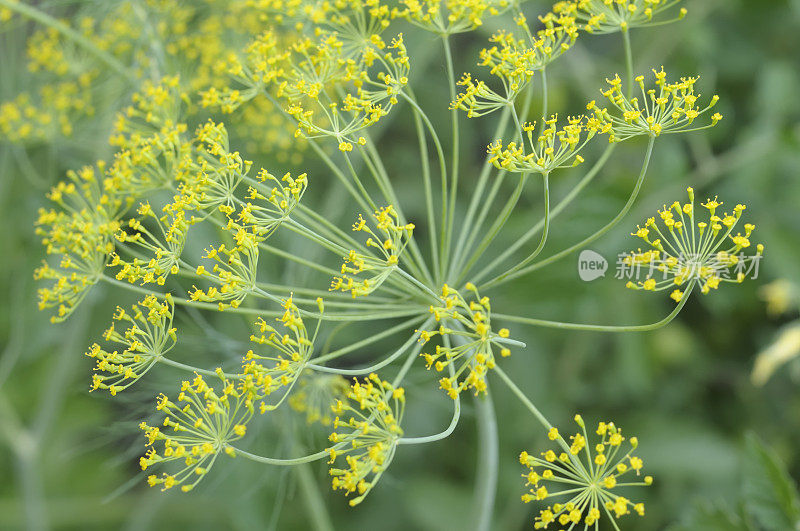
[742,432,800,531]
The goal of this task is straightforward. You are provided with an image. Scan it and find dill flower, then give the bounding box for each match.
[34,165,123,322]
[330,205,415,298]
[624,187,763,299]
[235,170,308,238]
[519,415,652,529]
[243,296,324,412]
[451,14,578,117]
[588,68,721,142]
[289,371,351,426]
[139,370,255,492]
[487,114,600,174]
[553,0,686,34]
[111,202,189,286]
[327,373,405,506]
[88,294,176,395]
[394,0,510,35]
[190,220,263,310]
[421,283,516,398]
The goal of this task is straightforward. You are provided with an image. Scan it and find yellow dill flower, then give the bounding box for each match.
[232,28,409,144]
[394,0,510,35]
[452,15,578,117]
[234,170,308,238]
[624,187,763,298]
[139,370,255,492]
[109,76,186,149]
[190,220,263,311]
[88,295,176,395]
[588,68,721,142]
[760,279,798,317]
[330,205,414,298]
[289,371,351,426]
[553,0,686,34]
[34,164,124,322]
[111,202,189,286]
[243,296,324,412]
[487,114,600,174]
[327,373,405,506]
[519,415,652,528]
[176,120,253,213]
[421,283,516,398]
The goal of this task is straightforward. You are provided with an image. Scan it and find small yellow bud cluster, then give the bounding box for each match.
[190,222,263,311]
[235,170,308,238]
[520,415,651,529]
[242,296,324,413]
[111,202,189,286]
[553,0,687,34]
[327,373,405,506]
[421,283,514,399]
[34,165,123,322]
[587,68,721,142]
[487,114,601,174]
[139,371,255,492]
[331,206,414,298]
[451,14,577,118]
[624,187,763,299]
[88,294,176,395]
[394,0,510,35]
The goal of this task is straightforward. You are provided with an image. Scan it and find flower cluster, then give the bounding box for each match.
[87,295,177,395]
[421,283,515,398]
[553,0,686,33]
[330,206,415,297]
[487,114,601,174]
[139,371,255,492]
[624,187,763,299]
[327,373,405,506]
[243,296,324,412]
[588,69,721,141]
[520,415,652,529]
[289,372,351,426]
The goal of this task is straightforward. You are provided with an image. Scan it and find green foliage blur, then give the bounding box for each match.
[1,0,799,530]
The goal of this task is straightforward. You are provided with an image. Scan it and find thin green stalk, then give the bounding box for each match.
[493,366,553,431]
[494,280,694,331]
[484,137,655,289]
[448,106,512,279]
[230,446,333,466]
[457,174,528,283]
[295,461,334,531]
[471,144,615,283]
[441,35,460,281]
[309,316,426,364]
[473,390,498,531]
[622,30,634,97]
[478,173,550,287]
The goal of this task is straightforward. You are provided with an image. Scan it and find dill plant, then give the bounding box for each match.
[4,0,766,527]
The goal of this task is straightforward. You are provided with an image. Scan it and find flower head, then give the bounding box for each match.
[243,296,324,412]
[289,371,351,426]
[624,187,763,299]
[520,415,652,528]
[553,0,686,34]
[394,0,511,35]
[330,205,414,297]
[588,68,721,141]
[88,294,176,395]
[487,114,600,174]
[139,370,255,492]
[327,373,405,506]
[421,283,515,398]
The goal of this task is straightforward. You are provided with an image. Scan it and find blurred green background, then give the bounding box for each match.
[1,0,799,529]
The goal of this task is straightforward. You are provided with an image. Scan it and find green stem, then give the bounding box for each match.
[473,390,498,531]
[441,35,460,281]
[493,366,552,431]
[494,280,694,331]
[230,446,333,466]
[484,137,655,289]
[622,29,634,97]
[295,461,334,531]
